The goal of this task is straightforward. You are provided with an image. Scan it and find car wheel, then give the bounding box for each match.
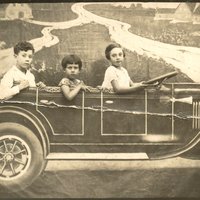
[0,122,47,192]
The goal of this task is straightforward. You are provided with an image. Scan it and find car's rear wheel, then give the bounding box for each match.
[0,122,47,192]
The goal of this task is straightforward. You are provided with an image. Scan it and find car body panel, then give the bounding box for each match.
[1,83,200,159]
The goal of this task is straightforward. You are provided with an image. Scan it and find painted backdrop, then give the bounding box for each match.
[1,2,200,87]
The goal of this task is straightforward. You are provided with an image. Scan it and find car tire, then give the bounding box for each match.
[0,122,47,192]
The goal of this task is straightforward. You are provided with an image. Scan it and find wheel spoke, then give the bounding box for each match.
[9,163,16,176]
[0,161,6,175]
[3,140,8,152]
[13,149,26,155]
[11,140,17,152]
[14,158,25,165]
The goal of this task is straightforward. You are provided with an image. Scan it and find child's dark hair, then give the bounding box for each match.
[61,54,82,70]
[14,41,35,55]
[105,43,125,60]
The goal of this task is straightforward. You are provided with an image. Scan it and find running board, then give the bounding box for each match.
[46,153,149,160]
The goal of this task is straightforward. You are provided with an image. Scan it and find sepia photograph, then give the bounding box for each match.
[1,1,200,198]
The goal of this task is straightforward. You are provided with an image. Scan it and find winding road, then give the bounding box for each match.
[1,3,200,82]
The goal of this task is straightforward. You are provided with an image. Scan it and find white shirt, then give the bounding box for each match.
[102,65,131,89]
[0,65,36,100]
[0,85,18,100]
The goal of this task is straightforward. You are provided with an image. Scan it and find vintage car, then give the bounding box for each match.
[1,71,200,191]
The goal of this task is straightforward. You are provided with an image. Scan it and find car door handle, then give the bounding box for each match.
[105,100,114,104]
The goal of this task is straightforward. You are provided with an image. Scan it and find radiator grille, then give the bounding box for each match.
[193,101,200,129]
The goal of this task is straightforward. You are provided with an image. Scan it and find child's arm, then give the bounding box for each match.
[18,80,30,90]
[61,82,84,101]
[0,79,30,100]
[1,74,13,88]
[1,70,30,97]
[111,79,147,94]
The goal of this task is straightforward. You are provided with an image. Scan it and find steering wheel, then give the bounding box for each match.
[143,71,178,85]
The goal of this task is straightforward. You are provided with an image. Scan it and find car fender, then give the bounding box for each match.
[150,131,200,159]
[0,105,50,157]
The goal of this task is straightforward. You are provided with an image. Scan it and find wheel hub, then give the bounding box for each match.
[4,152,14,162]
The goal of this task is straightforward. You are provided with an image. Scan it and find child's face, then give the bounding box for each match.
[15,50,33,70]
[109,47,124,67]
[64,64,80,79]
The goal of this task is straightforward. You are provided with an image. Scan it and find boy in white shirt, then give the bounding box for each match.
[0,41,45,100]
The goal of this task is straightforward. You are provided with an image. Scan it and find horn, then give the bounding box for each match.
[171,96,193,104]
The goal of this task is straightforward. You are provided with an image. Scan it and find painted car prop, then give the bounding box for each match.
[1,71,200,191]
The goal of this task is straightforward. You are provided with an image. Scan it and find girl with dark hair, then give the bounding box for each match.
[102,43,149,94]
[59,54,88,100]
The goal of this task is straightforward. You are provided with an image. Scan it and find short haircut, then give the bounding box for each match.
[61,54,82,70]
[105,43,125,60]
[14,41,35,55]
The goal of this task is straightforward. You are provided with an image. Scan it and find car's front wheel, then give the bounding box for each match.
[0,122,47,192]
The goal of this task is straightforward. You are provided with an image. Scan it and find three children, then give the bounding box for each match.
[0,41,158,101]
